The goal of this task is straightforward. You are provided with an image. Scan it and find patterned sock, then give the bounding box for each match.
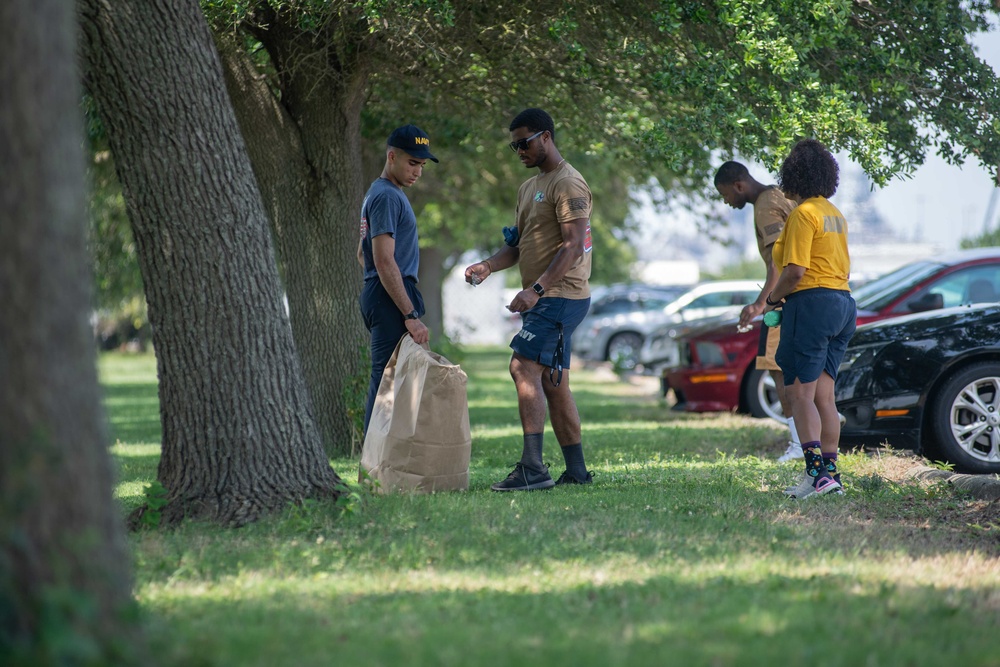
[520,432,544,471]
[560,443,588,480]
[802,442,830,484]
[823,453,841,484]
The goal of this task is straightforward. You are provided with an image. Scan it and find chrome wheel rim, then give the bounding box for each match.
[758,372,786,423]
[949,375,1000,464]
[607,334,642,369]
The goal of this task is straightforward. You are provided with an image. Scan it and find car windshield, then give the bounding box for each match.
[853,261,944,311]
[588,289,682,317]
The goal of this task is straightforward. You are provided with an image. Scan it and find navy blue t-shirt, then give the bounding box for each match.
[360,178,419,282]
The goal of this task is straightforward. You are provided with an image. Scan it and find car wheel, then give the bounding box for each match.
[929,362,1000,473]
[605,332,643,370]
[742,367,786,422]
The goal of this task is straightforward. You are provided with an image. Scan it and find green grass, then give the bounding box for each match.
[100,349,1000,667]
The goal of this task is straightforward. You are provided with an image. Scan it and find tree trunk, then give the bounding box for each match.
[215,32,370,456]
[0,0,148,663]
[418,245,447,339]
[78,0,342,526]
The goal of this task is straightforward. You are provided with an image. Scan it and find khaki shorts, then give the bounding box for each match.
[755,320,780,371]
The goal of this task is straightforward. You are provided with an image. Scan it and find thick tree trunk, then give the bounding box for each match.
[215,33,370,456]
[0,0,147,663]
[78,0,342,526]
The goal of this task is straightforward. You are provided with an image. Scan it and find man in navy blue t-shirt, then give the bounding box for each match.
[357,125,438,436]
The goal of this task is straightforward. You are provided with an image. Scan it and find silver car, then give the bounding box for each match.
[639,311,739,375]
[573,284,689,367]
[576,280,762,370]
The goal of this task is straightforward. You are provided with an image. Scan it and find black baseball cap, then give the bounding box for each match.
[387,124,439,163]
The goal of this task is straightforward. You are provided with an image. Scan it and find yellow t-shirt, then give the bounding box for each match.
[514,161,593,299]
[772,196,850,293]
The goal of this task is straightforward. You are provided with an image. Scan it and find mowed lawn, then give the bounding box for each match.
[100,348,1000,667]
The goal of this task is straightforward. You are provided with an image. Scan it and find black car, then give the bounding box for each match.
[836,303,1000,473]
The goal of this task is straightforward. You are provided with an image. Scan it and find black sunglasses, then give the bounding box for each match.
[509,130,545,153]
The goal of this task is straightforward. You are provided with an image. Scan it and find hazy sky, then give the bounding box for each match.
[865,30,1000,250]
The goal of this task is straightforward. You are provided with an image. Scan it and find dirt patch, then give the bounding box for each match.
[935,497,1000,529]
[774,448,1000,556]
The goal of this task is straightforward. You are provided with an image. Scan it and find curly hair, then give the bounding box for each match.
[509,108,556,142]
[778,139,839,199]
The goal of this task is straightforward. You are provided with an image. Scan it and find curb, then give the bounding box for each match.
[905,466,1000,501]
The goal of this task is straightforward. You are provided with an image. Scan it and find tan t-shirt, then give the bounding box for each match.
[514,161,593,299]
[754,187,796,258]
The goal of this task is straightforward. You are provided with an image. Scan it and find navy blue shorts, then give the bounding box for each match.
[775,288,856,385]
[510,297,591,370]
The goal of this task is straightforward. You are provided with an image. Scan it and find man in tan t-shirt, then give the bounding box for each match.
[465,108,594,491]
[715,161,802,462]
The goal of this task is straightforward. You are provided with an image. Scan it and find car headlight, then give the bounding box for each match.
[694,341,726,366]
[838,342,890,373]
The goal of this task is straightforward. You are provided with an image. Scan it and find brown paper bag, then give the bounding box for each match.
[359,334,471,493]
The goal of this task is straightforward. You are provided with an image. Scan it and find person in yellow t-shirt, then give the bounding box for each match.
[764,139,857,499]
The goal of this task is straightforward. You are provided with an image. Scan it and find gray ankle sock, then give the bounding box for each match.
[520,433,544,470]
[560,443,587,479]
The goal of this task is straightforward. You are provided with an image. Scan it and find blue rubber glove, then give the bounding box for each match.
[502,225,520,247]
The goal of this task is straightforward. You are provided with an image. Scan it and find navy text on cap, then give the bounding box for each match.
[387,124,439,163]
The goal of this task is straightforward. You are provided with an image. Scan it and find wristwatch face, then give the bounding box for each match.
[532,283,544,295]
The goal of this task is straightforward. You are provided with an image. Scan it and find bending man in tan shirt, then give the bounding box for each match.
[715,161,801,462]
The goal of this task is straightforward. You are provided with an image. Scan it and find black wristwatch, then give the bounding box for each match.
[404,310,420,320]
[531,282,545,297]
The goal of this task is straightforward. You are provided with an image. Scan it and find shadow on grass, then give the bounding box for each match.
[142,565,999,667]
[103,381,161,444]
[113,450,161,481]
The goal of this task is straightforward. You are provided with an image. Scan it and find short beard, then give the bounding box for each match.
[526,148,547,169]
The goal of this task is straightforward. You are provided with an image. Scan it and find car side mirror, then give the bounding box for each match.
[906,292,944,313]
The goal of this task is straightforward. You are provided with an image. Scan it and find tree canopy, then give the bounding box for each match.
[329,0,1000,182]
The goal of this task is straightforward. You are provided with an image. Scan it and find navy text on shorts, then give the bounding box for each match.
[510,296,591,370]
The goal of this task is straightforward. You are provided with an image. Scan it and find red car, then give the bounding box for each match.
[665,248,1000,420]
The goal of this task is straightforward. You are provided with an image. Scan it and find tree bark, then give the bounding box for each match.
[418,246,447,338]
[0,0,148,662]
[215,33,370,455]
[78,0,342,526]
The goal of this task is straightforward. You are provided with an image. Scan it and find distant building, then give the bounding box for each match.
[636,260,700,286]
[849,242,945,284]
